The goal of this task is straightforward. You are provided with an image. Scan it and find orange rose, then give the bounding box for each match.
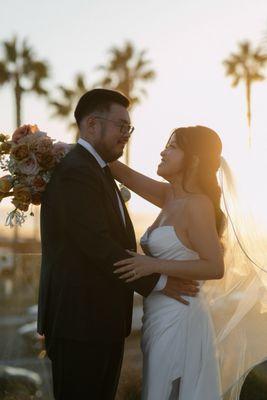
[32,137,53,154]
[13,186,32,204]
[37,153,56,169]
[0,175,13,193]
[31,192,42,205]
[12,124,39,144]
[11,144,30,161]
[0,133,9,142]
[32,176,46,191]
[0,141,12,154]
[12,199,29,212]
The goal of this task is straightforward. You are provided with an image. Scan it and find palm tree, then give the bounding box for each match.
[0,36,49,254]
[0,36,50,127]
[97,41,156,165]
[223,41,267,147]
[50,73,89,141]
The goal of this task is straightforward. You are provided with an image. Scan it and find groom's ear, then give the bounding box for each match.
[87,115,96,127]
[79,116,97,140]
[84,115,97,134]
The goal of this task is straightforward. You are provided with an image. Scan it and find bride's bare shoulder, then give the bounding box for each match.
[186,194,215,219]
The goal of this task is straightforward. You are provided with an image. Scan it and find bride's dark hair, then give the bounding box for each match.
[172,125,225,236]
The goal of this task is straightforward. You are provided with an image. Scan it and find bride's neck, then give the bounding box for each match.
[169,175,202,199]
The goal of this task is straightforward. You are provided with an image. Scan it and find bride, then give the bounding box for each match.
[111,125,225,399]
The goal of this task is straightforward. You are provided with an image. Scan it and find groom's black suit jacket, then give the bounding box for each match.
[37,144,160,344]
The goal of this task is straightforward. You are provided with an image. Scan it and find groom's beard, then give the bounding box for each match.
[95,142,124,163]
[94,127,126,163]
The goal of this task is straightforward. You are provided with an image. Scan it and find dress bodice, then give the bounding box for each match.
[140,225,199,261]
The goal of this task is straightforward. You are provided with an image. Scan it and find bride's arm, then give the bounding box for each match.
[114,195,224,281]
[109,160,171,208]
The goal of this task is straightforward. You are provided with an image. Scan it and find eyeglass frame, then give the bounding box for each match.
[93,116,135,135]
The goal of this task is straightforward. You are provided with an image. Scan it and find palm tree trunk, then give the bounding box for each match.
[13,77,22,266]
[246,77,252,148]
[15,78,21,127]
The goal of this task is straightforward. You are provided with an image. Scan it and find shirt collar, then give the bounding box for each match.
[77,138,107,168]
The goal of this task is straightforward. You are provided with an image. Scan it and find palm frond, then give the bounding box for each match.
[58,86,75,98]
[239,41,250,56]
[231,76,241,87]
[50,101,71,117]
[31,81,48,96]
[250,72,265,81]
[0,62,9,84]
[3,37,17,63]
[139,70,156,80]
[75,73,87,92]
[97,41,156,106]
[223,40,267,86]
[21,39,33,62]
[31,61,50,78]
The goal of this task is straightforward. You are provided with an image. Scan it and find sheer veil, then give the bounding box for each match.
[202,156,267,399]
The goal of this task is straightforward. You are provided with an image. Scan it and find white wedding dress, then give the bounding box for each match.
[140,225,222,400]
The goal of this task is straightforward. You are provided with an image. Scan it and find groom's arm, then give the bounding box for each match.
[60,166,159,297]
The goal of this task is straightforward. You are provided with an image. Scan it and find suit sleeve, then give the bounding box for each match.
[60,166,159,297]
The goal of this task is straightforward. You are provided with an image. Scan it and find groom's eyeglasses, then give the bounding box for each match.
[94,116,135,135]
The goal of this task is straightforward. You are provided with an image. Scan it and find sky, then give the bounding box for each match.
[1,0,267,237]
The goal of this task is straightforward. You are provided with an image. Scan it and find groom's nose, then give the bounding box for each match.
[120,131,131,141]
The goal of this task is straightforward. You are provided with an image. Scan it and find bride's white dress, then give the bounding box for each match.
[140,226,222,400]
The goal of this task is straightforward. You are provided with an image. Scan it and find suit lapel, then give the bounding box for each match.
[74,144,127,232]
[115,185,137,250]
[100,172,127,231]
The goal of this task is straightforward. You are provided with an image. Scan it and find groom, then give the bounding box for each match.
[37,89,199,400]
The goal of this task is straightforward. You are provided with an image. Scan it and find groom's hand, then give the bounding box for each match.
[162,276,200,305]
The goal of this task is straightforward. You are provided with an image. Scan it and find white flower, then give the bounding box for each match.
[17,154,40,176]
[120,185,131,202]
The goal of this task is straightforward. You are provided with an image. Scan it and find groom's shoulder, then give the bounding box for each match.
[60,144,92,170]
[56,144,99,177]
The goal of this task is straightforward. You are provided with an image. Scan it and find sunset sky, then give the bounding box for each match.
[1,0,267,237]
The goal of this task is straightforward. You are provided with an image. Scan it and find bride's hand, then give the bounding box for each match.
[113,250,160,282]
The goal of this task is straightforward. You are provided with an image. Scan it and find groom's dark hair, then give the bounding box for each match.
[74,88,130,127]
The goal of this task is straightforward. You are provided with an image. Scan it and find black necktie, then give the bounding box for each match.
[103,165,121,195]
[103,165,116,185]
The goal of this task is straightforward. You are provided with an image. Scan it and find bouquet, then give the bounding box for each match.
[0,125,72,226]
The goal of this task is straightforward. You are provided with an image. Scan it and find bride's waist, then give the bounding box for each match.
[144,287,206,313]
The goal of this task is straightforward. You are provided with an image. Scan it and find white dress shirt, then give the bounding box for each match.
[77,138,167,291]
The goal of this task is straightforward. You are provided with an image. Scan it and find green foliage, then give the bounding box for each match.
[0,36,50,126]
[223,40,267,145]
[50,42,156,149]
[49,72,90,140]
[0,37,50,95]
[97,41,156,108]
[97,41,156,164]
[223,41,267,88]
